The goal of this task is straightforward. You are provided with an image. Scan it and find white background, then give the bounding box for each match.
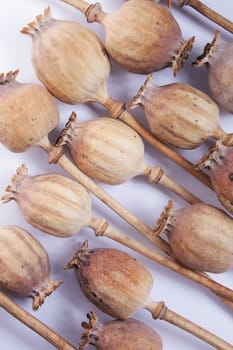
[0,0,232,349]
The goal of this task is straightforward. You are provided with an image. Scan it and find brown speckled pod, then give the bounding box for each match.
[155,201,233,273]
[197,142,233,215]
[79,312,163,350]
[193,31,233,114]
[57,114,145,185]
[0,225,62,310]
[21,7,110,105]
[76,0,194,75]
[65,241,153,319]
[0,70,59,152]
[2,164,92,237]
[129,74,222,149]
[67,241,233,349]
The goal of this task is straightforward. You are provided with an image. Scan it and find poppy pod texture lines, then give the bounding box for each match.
[2,164,92,237]
[129,74,224,149]
[0,70,59,152]
[21,7,111,105]
[0,225,62,310]
[154,200,233,273]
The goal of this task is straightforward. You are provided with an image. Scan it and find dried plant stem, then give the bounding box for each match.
[144,165,202,204]
[37,136,171,255]
[89,217,233,303]
[0,291,77,350]
[59,0,90,14]
[176,0,233,34]
[147,299,233,350]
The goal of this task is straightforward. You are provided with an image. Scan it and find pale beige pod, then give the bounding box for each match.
[155,201,233,273]
[129,74,224,149]
[2,164,92,237]
[63,0,194,75]
[0,225,62,310]
[0,70,59,152]
[21,7,110,105]
[57,115,146,185]
[197,142,233,215]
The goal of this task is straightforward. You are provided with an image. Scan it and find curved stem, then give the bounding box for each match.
[0,291,77,350]
[144,165,202,204]
[89,216,233,303]
[37,136,171,256]
[176,0,233,34]
[147,299,233,349]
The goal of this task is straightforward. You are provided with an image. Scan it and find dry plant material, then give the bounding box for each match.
[173,0,233,34]
[154,200,233,273]
[197,141,233,215]
[0,69,170,254]
[129,74,233,149]
[0,291,77,350]
[57,113,201,204]
[0,225,62,310]
[79,312,163,350]
[21,7,110,106]
[3,164,233,304]
[66,240,233,350]
[193,31,233,114]
[21,8,209,187]
[0,70,59,152]
[57,0,194,75]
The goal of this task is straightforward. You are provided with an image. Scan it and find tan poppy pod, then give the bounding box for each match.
[129,74,224,149]
[193,31,233,114]
[0,70,59,152]
[2,164,92,237]
[79,312,163,350]
[155,201,233,273]
[57,115,146,185]
[65,0,195,75]
[0,225,62,310]
[21,7,110,105]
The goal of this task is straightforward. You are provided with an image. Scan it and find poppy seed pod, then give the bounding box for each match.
[193,31,233,114]
[21,7,110,105]
[79,312,163,350]
[2,164,92,237]
[197,141,233,215]
[129,74,226,149]
[57,114,146,185]
[0,225,62,310]
[66,241,233,349]
[155,200,233,273]
[0,70,59,152]
[63,0,195,75]
[65,241,153,320]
